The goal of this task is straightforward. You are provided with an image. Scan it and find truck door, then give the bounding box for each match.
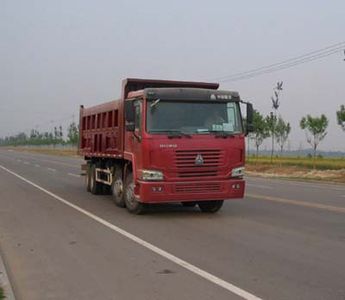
[125,99,143,173]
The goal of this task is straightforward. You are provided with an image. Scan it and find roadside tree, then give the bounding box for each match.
[268,81,283,162]
[275,116,291,154]
[251,110,270,158]
[300,114,328,167]
[336,105,345,131]
[265,112,277,160]
[67,122,79,145]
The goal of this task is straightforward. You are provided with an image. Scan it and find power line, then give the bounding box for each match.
[212,41,345,82]
[225,46,343,82]
[214,41,345,81]
[34,115,75,130]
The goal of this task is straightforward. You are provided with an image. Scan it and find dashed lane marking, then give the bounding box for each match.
[47,168,56,172]
[0,151,80,169]
[247,193,345,214]
[68,173,81,178]
[0,164,261,300]
[247,177,345,192]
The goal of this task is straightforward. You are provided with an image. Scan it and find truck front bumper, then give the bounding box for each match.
[135,179,245,203]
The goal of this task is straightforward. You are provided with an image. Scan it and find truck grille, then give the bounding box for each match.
[175,149,223,178]
[175,182,221,193]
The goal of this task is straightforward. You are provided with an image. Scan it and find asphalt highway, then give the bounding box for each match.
[0,148,345,300]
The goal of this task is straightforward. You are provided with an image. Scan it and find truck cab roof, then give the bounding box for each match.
[127,87,240,102]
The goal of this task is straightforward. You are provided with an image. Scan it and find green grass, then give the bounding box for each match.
[0,287,5,300]
[247,156,345,170]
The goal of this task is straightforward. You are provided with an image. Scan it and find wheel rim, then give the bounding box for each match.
[113,179,123,199]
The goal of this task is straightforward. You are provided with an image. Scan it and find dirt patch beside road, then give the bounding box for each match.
[246,164,345,184]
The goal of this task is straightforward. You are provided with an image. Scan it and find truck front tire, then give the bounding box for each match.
[198,200,224,213]
[111,168,125,207]
[124,172,145,214]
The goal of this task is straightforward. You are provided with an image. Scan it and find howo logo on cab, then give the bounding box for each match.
[159,144,177,148]
[195,154,204,165]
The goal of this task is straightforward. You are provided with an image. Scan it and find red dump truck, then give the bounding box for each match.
[79,78,253,214]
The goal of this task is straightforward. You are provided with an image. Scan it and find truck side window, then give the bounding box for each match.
[134,100,142,133]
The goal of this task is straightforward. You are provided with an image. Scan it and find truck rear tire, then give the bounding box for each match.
[198,200,224,213]
[85,163,91,192]
[124,172,145,214]
[111,168,125,207]
[90,163,102,195]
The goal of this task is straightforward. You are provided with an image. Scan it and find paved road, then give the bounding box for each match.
[0,148,345,300]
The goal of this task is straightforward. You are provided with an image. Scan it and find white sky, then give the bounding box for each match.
[1,0,344,151]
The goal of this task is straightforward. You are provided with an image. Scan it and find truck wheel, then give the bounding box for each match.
[90,163,102,195]
[111,168,125,207]
[124,172,145,214]
[85,163,91,192]
[198,200,224,213]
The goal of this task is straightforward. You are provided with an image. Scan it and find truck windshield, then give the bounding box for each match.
[146,100,243,134]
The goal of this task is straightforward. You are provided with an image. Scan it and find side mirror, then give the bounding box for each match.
[246,103,254,135]
[125,101,135,131]
[126,123,135,131]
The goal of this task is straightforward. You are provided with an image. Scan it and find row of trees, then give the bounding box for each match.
[249,81,345,161]
[0,122,79,146]
[250,111,291,157]
[251,105,345,159]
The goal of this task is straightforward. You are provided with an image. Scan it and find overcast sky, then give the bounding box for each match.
[1,0,344,151]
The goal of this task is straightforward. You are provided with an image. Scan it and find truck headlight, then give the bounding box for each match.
[231,166,244,178]
[140,169,164,181]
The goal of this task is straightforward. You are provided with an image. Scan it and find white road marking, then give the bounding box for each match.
[282,181,345,191]
[1,150,80,169]
[246,183,272,190]
[35,164,40,167]
[23,161,30,165]
[17,159,22,162]
[68,173,80,178]
[47,168,56,172]
[248,177,345,192]
[0,164,261,300]
[38,159,80,168]
[247,193,345,214]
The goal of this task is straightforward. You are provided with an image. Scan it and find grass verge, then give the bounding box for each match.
[0,286,5,300]
[247,156,345,170]
[246,156,345,183]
